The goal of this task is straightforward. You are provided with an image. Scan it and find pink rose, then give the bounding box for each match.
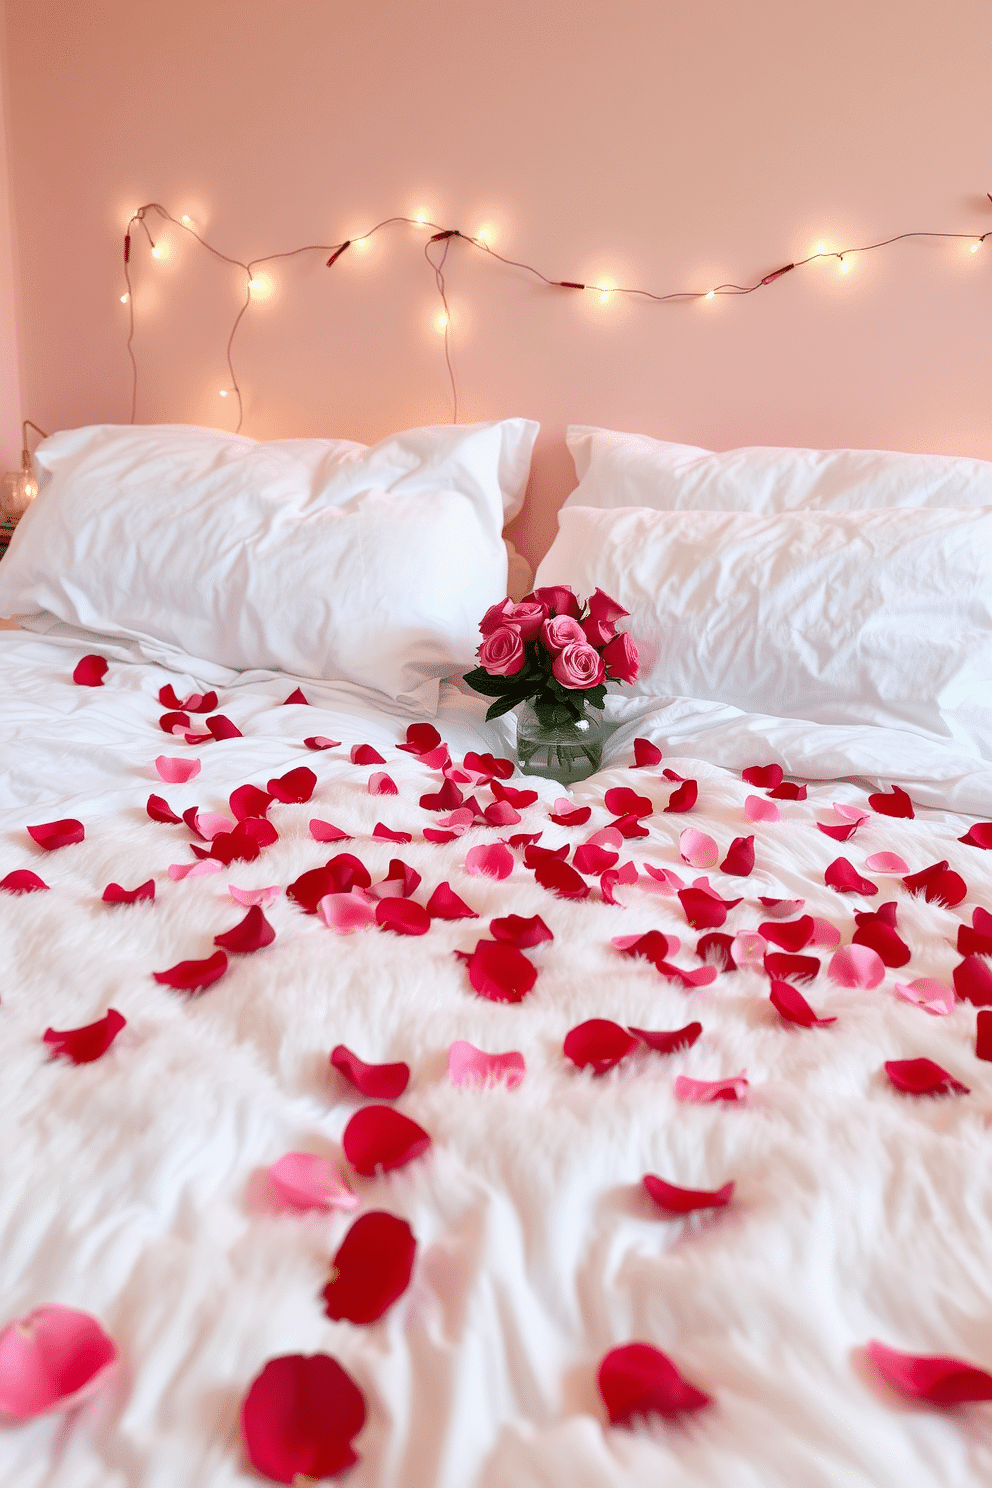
[477,625,526,676]
[501,600,547,643]
[479,599,511,636]
[602,630,639,684]
[526,585,581,620]
[540,616,586,655]
[582,588,630,646]
[552,641,606,690]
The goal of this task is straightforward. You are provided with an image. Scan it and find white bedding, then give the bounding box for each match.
[3,630,992,1487]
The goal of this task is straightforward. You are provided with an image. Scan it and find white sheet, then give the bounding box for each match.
[2,632,992,1487]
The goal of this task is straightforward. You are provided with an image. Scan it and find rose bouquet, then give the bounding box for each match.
[463,584,640,724]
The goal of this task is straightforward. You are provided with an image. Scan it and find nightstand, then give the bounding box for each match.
[0,517,18,560]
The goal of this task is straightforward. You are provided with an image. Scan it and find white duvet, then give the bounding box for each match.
[2,630,992,1487]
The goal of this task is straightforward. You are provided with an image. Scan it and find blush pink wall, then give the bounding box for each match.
[2,0,990,565]
[0,0,23,472]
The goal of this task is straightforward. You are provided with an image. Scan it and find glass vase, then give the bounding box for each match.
[515,700,606,786]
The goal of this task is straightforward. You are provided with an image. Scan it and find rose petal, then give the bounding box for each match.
[489,913,553,947]
[1,869,49,894]
[633,737,663,767]
[629,1022,702,1054]
[371,823,412,844]
[865,851,910,873]
[330,1044,410,1099]
[564,1019,639,1074]
[674,1073,748,1103]
[615,930,681,965]
[817,821,860,842]
[902,860,967,907]
[0,1305,118,1419]
[396,723,442,756]
[160,710,191,735]
[976,1009,992,1061]
[420,778,465,812]
[154,756,201,785]
[288,855,371,914]
[574,843,619,875]
[643,1175,734,1213]
[642,863,685,893]
[43,1008,126,1064]
[449,1040,526,1089]
[213,905,276,954]
[459,939,538,1002]
[229,884,280,908]
[867,1340,992,1405]
[824,944,884,988]
[960,823,992,850]
[241,1353,366,1483]
[884,1058,969,1096]
[351,744,385,765]
[146,793,182,824]
[191,810,234,841]
[72,654,108,687]
[205,824,262,865]
[853,913,910,968]
[374,898,430,936]
[317,892,375,934]
[549,803,592,826]
[743,794,779,823]
[731,931,768,967]
[677,828,719,869]
[158,686,218,714]
[894,978,955,1015]
[268,1152,358,1213]
[102,879,155,905]
[604,787,652,819]
[228,784,272,821]
[953,955,992,1006]
[767,781,807,800]
[205,713,241,740]
[742,764,783,788]
[678,887,731,930]
[528,855,589,900]
[664,780,698,812]
[825,857,878,895]
[26,818,85,853]
[769,979,836,1027]
[598,1342,711,1424]
[759,915,815,952]
[342,1105,431,1174]
[809,917,842,948]
[267,767,317,804]
[490,781,539,809]
[304,736,340,751]
[309,819,353,843]
[869,785,915,819]
[696,932,736,972]
[366,772,397,797]
[764,951,820,983]
[167,859,224,880]
[425,882,478,920]
[464,843,515,880]
[152,949,228,992]
[759,896,806,916]
[322,1210,416,1325]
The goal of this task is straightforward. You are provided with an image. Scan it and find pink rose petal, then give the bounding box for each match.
[563,1019,639,1074]
[745,794,780,822]
[894,978,955,1016]
[317,891,376,934]
[865,851,910,873]
[342,1105,431,1175]
[191,810,233,841]
[629,1022,702,1054]
[598,1342,711,1424]
[309,819,353,843]
[72,654,108,687]
[884,1058,969,1096]
[867,1339,992,1405]
[304,735,340,751]
[330,1044,410,1099]
[769,979,836,1027]
[0,869,48,894]
[449,1040,526,1089]
[229,884,280,908]
[368,772,398,796]
[574,843,619,875]
[0,1304,118,1419]
[167,859,224,880]
[102,880,155,905]
[268,1152,358,1213]
[808,917,842,948]
[678,828,719,869]
[241,1353,366,1483]
[155,756,201,785]
[758,896,806,917]
[832,802,870,821]
[43,1008,126,1064]
[731,931,768,967]
[642,863,685,893]
[674,1073,748,1103]
[464,843,515,880]
[643,1174,734,1214]
[828,944,885,988]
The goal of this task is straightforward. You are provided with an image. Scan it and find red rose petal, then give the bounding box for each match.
[953,955,992,1006]
[525,843,569,868]
[159,686,218,713]
[607,812,650,839]
[310,819,352,843]
[769,979,836,1027]
[330,1044,410,1099]
[825,857,878,895]
[375,898,431,936]
[628,1022,703,1054]
[146,793,182,824]
[240,818,278,849]
[1,869,48,894]
[902,860,967,907]
[207,823,262,865]
[532,856,590,899]
[368,772,398,796]
[598,1341,711,1424]
[426,882,478,920]
[549,804,592,826]
[351,744,385,765]
[420,778,464,811]
[508,831,543,848]
[287,856,371,914]
[678,887,732,930]
[884,1058,970,1096]
[604,787,653,819]
[675,1072,747,1102]
[230,784,273,821]
[490,913,553,948]
[664,779,698,812]
[214,905,276,953]
[817,821,860,842]
[397,723,442,755]
[564,1019,639,1074]
[759,916,815,952]
[958,923,992,957]
[464,750,514,781]
[616,930,680,970]
[764,952,820,983]
[633,737,663,767]
[767,781,807,800]
[373,823,413,843]
[283,687,309,705]
[460,940,537,1002]
[960,823,992,849]
[152,949,228,993]
[852,909,911,967]
[490,780,539,809]
[742,763,783,788]
[27,818,85,851]
[342,1105,431,1174]
[43,1008,126,1064]
[976,1010,992,1061]
[206,713,242,740]
[696,932,736,972]
[102,880,155,905]
[869,784,915,819]
[759,896,805,915]
[574,843,620,875]
[159,710,191,735]
[0,1304,119,1420]
[72,654,108,687]
[643,1175,734,1213]
[323,1211,417,1324]
[241,1352,366,1484]
[720,835,755,876]
[267,767,316,804]
[867,1339,992,1406]
[304,736,340,751]
[484,799,521,827]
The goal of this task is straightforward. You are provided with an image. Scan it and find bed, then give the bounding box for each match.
[1,419,992,1487]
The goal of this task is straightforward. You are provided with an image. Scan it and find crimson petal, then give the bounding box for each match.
[958,924,992,957]
[43,1008,126,1064]
[759,916,815,951]
[342,1105,431,1174]
[426,882,478,920]
[533,857,590,899]
[304,736,340,751]
[629,1022,703,1053]
[240,817,278,849]
[331,1045,409,1099]
[604,787,653,818]
[598,1341,711,1424]
[664,779,698,812]
[869,784,915,818]
[152,950,227,993]
[267,767,316,804]
[397,723,442,755]
[953,955,992,1006]
[420,778,464,811]
[351,743,385,765]
[696,932,735,972]
[490,780,538,808]
[633,737,662,767]
[214,905,275,953]
[206,713,242,740]
[323,1211,417,1323]
[282,687,308,705]
[960,823,992,849]
[902,860,967,906]
[549,805,591,826]
[824,857,878,895]
[573,843,619,875]
[767,781,807,799]
[818,821,860,842]
[241,1353,366,1484]
[852,912,911,967]
[72,654,107,687]
[489,913,553,947]
[230,784,273,820]
[742,763,783,788]
[764,952,820,983]
[976,1010,992,1062]
[375,898,430,936]
[27,818,85,851]
[373,823,413,843]
[461,940,537,1002]
[884,1058,969,1096]
[1,869,48,894]
[867,1340,992,1405]
[146,793,181,824]
[159,710,191,734]
[103,880,155,905]
[678,887,730,930]
[720,835,755,875]
[769,979,835,1026]
[208,824,261,865]
[564,1019,638,1074]
[617,930,680,969]
[643,1174,734,1213]
[287,856,371,913]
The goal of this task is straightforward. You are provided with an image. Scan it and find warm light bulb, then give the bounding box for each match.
[120,294,129,303]
[181,214,197,229]
[705,289,715,301]
[839,256,850,272]
[219,389,228,397]
[476,225,493,243]
[971,241,981,253]
[248,276,271,296]
[435,312,449,332]
[151,245,163,259]
[415,211,429,225]
[353,237,368,249]
[815,242,827,256]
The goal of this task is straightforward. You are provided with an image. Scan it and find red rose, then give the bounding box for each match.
[478,625,526,676]
[602,630,640,684]
[479,599,510,636]
[540,616,586,654]
[582,588,630,646]
[525,585,581,620]
[501,600,547,642]
[552,641,606,689]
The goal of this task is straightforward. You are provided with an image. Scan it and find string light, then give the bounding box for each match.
[120,199,992,431]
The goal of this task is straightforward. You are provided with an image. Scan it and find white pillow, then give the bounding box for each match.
[0,420,538,711]
[566,426,992,513]
[535,504,992,758]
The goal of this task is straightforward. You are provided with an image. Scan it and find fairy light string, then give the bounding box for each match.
[122,199,992,431]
